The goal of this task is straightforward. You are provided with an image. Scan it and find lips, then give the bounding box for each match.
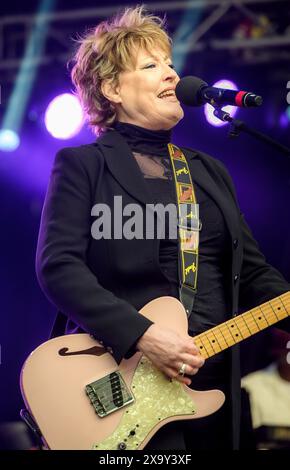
[157,88,176,99]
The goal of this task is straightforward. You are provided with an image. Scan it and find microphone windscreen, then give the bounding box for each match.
[175,76,208,106]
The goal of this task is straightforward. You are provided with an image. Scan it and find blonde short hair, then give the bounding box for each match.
[70,5,172,136]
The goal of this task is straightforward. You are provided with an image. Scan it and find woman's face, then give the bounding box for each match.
[108,48,184,130]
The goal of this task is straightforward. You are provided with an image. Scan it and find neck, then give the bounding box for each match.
[192,292,290,361]
[113,121,172,157]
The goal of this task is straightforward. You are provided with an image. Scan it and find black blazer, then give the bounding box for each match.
[36,128,290,448]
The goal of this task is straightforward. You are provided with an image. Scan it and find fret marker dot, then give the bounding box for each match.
[235,334,239,337]
[231,325,234,328]
[258,317,261,320]
[212,340,215,343]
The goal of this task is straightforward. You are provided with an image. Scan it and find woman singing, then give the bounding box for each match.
[36,5,290,450]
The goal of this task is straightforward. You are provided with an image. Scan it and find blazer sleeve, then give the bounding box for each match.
[214,158,290,330]
[36,147,153,364]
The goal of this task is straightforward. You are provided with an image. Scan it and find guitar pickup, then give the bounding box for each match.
[85,371,134,418]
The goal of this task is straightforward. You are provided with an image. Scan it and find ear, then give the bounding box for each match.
[101,79,122,104]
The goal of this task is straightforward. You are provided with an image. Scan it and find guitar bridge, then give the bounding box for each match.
[85,371,134,418]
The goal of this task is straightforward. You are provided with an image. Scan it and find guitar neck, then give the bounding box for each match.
[193,291,290,359]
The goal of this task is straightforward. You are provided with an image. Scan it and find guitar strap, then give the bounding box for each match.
[168,143,201,318]
[51,143,200,340]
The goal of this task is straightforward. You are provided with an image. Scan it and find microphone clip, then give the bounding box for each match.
[213,105,241,139]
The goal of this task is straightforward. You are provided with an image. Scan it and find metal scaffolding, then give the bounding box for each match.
[1,0,290,79]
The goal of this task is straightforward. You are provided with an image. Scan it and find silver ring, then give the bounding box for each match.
[178,363,186,376]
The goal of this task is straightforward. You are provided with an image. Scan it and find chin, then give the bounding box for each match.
[167,109,184,129]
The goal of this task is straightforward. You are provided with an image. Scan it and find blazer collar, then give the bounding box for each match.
[96,129,238,240]
[185,155,240,241]
[97,129,162,205]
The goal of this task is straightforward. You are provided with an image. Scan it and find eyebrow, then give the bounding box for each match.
[141,54,171,62]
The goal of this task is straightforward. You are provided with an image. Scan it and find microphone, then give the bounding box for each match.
[175,76,263,108]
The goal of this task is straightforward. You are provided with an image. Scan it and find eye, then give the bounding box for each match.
[168,64,175,70]
[143,64,156,69]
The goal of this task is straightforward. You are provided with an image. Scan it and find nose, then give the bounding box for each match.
[162,63,178,82]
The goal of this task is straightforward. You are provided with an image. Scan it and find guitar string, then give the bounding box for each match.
[197,296,289,343]
[87,296,290,407]
[195,296,290,357]
[90,296,290,404]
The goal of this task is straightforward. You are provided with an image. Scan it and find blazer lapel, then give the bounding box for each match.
[183,148,240,242]
[96,129,156,205]
[97,130,239,242]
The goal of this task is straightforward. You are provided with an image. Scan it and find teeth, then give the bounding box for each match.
[158,91,175,98]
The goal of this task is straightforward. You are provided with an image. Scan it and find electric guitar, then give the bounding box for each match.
[20,292,290,450]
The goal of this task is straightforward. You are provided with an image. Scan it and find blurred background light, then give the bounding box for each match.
[0,0,56,151]
[204,79,239,127]
[279,110,289,128]
[0,129,20,152]
[44,93,84,139]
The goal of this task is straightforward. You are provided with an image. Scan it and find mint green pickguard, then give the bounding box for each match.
[93,356,196,450]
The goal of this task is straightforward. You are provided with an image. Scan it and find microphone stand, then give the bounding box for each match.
[213,107,290,157]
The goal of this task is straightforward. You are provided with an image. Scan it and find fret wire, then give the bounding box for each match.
[232,317,245,339]
[231,318,245,340]
[241,313,259,333]
[268,296,286,318]
[201,334,216,355]
[198,322,239,348]
[201,324,234,355]
[225,314,255,337]
[87,295,290,407]
[278,296,288,316]
[197,313,257,346]
[251,307,272,326]
[212,328,227,351]
[251,306,269,326]
[194,338,209,359]
[268,301,279,321]
[205,330,222,353]
[221,321,237,344]
[85,295,290,409]
[194,337,210,358]
[265,305,280,323]
[251,303,285,325]
[202,323,233,344]
[249,311,261,331]
[199,338,210,357]
[259,306,270,326]
[235,316,251,337]
[235,304,278,335]
[197,318,249,353]
[216,325,230,348]
[228,318,239,344]
[193,294,290,357]
[210,322,236,354]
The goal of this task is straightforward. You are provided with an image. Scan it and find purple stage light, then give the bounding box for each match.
[45,93,84,139]
[204,79,239,127]
[0,129,20,151]
[279,111,289,128]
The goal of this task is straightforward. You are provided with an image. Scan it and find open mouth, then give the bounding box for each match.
[157,91,176,99]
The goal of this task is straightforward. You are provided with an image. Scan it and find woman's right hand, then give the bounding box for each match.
[136,323,205,386]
